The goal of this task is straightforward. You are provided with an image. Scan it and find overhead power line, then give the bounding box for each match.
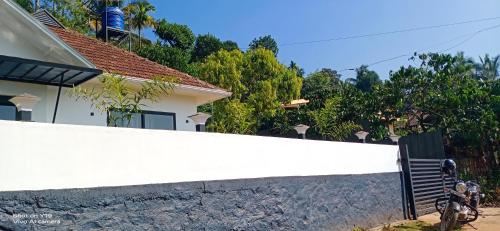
[337,23,500,72]
[280,16,500,47]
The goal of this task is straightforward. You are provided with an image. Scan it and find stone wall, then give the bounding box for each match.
[0,173,403,231]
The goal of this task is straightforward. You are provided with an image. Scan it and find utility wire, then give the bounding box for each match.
[337,23,500,72]
[280,16,500,47]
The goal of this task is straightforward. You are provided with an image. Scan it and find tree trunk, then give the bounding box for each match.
[95,18,98,38]
[34,0,40,12]
[138,28,142,49]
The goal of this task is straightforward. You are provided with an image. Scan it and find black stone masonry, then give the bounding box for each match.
[0,173,403,231]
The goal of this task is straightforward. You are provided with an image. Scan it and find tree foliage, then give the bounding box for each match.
[207,99,256,134]
[198,48,302,134]
[249,35,279,56]
[198,49,246,99]
[15,0,33,12]
[301,68,342,110]
[191,34,223,62]
[154,19,195,51]
[123,0,155,48]
[311,97,361,141]
[388,53,498,161]
[191,34,240,62]
[476,54,500,81]
[69,73,176,125]
[347,65,381,93]
[136,42,192,73]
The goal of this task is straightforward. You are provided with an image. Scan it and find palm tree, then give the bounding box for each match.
[346,65,382,93]
[124,0,155,49]
[477,54,500,81]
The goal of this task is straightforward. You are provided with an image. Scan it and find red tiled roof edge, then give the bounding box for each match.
[48,26,226,91]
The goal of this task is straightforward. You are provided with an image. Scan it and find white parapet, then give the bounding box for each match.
[0,120,400,191]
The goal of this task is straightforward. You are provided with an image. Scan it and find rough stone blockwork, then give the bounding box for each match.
[0,173,403,231]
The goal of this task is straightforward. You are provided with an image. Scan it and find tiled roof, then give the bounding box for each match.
[48,26,221,90]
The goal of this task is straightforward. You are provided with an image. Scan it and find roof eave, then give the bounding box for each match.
[4,0,96,68]
[88,75,231,105]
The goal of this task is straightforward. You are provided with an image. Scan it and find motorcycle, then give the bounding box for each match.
[434,159,485,231]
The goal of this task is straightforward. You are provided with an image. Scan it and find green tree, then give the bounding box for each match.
[389,53,498,161]
[198,48,302,134]
[242,48,302,122]
[136,42,191,73]
[249,35,279,56]
[476,54,500,81]
[154,19,195,51]
[124,0,155,49]
[222,40,239,51]
[347,65,381,93]
[208,99,256,134]
[198,49,246,98]
[301,68,342,110]
[191,34,223,62]
[41,0,93,34]
[289,61,305,77]
[15,0,33,12]
[311,97,361,141]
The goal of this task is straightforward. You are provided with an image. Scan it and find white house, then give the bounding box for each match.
[0,0,230,131]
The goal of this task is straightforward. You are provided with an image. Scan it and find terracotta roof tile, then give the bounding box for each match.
[48,26,222,90]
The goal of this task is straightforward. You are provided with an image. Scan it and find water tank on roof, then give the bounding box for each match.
[101,7,124,31]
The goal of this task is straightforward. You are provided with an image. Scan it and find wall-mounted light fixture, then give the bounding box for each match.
[188,112,211,132]
[294,124,310,139]
[9,93,40,122]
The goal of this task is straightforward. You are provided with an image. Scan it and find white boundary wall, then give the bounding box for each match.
[0,120,400,192]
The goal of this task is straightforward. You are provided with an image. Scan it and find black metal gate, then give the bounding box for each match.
[399,131,453,219]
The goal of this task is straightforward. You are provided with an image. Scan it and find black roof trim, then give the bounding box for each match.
[33,9,65,29]
[0,55,102,87]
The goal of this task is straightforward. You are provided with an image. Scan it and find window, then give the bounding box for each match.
[108,110,176,130]
[0,96,16,121]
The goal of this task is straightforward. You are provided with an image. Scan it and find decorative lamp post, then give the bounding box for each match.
[388,122,400,144]
[294,124,309,139]
[9,93,40,121]
[188,112,211,132]
[355,131,369,143]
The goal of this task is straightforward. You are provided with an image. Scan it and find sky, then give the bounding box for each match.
[144,0,500,80]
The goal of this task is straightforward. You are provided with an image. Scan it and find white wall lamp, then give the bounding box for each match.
[188,112,211,132]
[355,131,369,143]
[294,124,310,139]
[9,93,41,122]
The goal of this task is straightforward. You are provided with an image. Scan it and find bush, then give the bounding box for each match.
[459,170,500,206]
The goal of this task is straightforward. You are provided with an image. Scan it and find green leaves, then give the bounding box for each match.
[198,49,246,99]
[198,48,302,134]
[249,35,279,56]
[207,99,256,134]
[154,19,195,51]
[311,97,361,141]
[191,34,224,62]
[137,42,192,73]
[389,53,499,149]
[69,73,175,126]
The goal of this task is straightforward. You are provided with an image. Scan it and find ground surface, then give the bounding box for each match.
[417,207,500,231]
[373,207,500,231]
